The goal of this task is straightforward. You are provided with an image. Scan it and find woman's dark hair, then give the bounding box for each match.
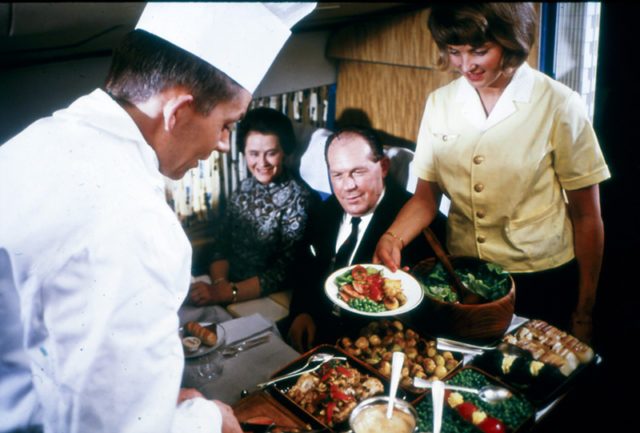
[104,30,242,115]
[324,126,385,163]
[428,3,537,70]
[236,107,297,155]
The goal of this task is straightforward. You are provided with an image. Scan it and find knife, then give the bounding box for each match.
[222,333,271,357]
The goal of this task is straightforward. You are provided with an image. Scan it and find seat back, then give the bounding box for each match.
[384,145,450,216]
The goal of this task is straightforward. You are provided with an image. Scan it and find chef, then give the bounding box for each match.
[0,3,315,433]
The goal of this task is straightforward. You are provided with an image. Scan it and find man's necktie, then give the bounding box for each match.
[333,217,362,270]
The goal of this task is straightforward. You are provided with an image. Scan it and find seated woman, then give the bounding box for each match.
[189,107,319,307]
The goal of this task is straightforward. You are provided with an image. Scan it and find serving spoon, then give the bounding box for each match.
[422,228,485,304]
[413,377,512,404]
[432,380,445,433]
[386,351,405,418]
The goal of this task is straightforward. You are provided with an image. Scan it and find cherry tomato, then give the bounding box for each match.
[352,280,366,294]
[455,401,477,422]
[369,285,383,302]
[366,273,383,285]
[478,417,506,433]
[351,265,367,281]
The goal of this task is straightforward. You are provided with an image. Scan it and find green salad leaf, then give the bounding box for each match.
[417,261,510,302]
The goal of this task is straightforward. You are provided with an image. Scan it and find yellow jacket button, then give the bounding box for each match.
[473,155,485,165]
[477,235,486,243]
[476,210,485,218]
[474,183,484,192]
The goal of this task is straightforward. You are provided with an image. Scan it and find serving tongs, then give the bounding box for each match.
[422,228,485,304]
[436,337,494,355]
[437,338,531,359]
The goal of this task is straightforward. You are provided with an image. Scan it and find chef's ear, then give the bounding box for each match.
[163,94,194,132]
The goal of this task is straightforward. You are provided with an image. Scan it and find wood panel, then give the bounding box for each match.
[335,61,456,144]
[530,3,541,70]
[329,6,540,70]
[328,8,438,68]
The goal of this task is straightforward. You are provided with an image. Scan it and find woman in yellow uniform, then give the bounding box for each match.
[374,3,610,342]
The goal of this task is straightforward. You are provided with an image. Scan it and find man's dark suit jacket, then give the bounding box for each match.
[287,180,446,344]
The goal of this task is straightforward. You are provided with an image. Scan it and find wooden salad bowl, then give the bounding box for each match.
[410,256,515,342]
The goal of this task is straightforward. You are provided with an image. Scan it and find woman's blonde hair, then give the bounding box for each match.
[427,3,537,70]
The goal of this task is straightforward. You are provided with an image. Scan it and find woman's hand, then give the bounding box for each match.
[374,180,441,272]
[571,311,593,344]
[189,281,220,306]
[373,233,403,272]
[287,313,316,352]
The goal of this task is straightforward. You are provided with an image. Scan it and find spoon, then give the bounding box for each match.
[432,380,445,433]
[386,351,405,419]
[422,228,484,304]
[448,384,513,404]
[413,377,512,404]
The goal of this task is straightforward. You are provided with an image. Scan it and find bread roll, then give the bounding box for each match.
[185,321,218,346]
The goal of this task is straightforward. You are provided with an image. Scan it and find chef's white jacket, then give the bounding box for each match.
[0,89,221,433]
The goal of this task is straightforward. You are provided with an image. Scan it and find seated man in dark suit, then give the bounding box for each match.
[285,126,445,352]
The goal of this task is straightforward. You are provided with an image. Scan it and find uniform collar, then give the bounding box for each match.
[455,62,534,130]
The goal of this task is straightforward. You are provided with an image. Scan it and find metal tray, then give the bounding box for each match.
[233,390,325,433]
[335,319,464,399]
[414,366,535,433]
[266,344,409,432]
[471,321,601,408]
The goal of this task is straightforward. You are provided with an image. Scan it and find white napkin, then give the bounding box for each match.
[220,313,276,345]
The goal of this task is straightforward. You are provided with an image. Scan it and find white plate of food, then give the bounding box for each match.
[325,264,424,317]
[179,321,226,359]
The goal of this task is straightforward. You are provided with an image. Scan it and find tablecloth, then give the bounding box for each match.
[178,305,300,405]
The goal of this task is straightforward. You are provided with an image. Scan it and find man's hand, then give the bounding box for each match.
[177,387,204,404]
[287,313,316,352]
[213,400,243,433]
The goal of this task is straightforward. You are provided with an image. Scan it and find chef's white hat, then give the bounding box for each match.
[136,2,316,93]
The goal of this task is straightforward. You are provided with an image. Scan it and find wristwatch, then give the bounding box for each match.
[230,283,238,304]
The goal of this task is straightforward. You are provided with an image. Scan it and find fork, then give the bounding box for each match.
[255,353,346,389]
